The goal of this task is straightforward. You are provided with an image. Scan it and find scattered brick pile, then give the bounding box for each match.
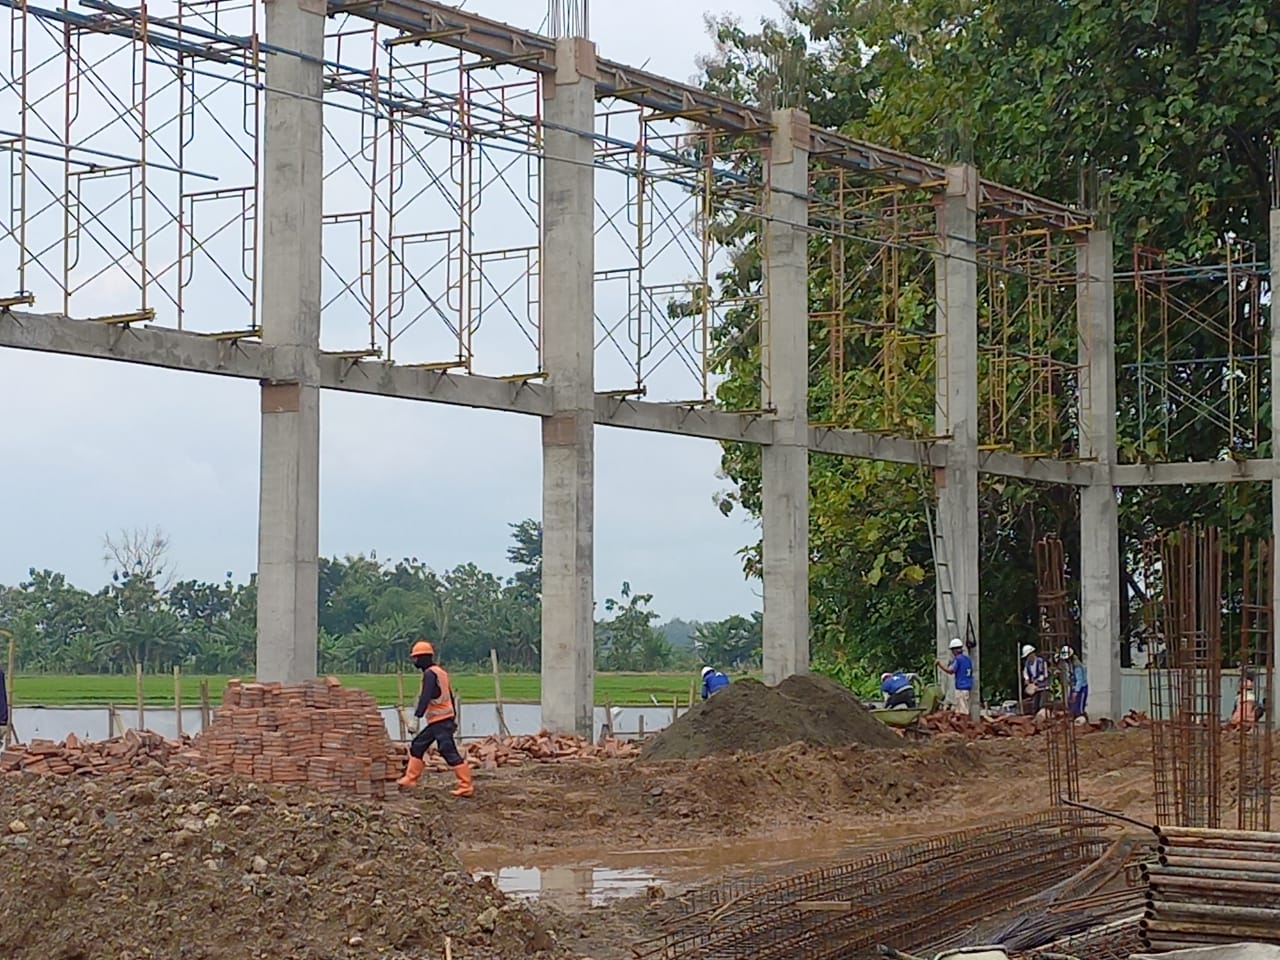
[431,732,638,771]
[173,677,403,797]
[920,709,1153,739]
[0,729,187,776]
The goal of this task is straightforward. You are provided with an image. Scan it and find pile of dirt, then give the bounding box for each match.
[638,674,900,761]
[0,771,569,960]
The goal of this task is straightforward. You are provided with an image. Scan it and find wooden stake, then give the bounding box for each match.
[174,665,183,738]
[688,679,696,708]
[199,679,211,731]
[395,671,407,741]
[602,699,614,741]
[490,648,510,738]
[135,662,145,731]
[638,715,645,738]
[4,631,14,746]
[444,936,453,960]
[671,696,678,723]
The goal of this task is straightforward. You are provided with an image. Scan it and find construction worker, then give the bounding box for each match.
[1022,644,1050,716]
[1230,672,1260,728]
[880,671,917,709]
[1058,646,1088,720]
[700,666,731,700]
[935,638,974,714]
[397,640,473,797]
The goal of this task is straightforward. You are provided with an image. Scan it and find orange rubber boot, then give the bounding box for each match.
[397,756,427,787]
[450,763,474,798]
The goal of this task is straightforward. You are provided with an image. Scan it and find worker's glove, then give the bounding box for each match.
[407,715,421,735]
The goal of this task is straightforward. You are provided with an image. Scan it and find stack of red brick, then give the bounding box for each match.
[919,708,1153,739]
[174,677,403,797]
[0,729,186,776]
[441,732,638,771]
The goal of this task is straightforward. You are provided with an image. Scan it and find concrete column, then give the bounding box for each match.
[934,166,980,717]
[1270,204,1280,723]
[760,109,811,686]
[539,38,596,737]
[255,0,325,683]
[1078,226,1122,720]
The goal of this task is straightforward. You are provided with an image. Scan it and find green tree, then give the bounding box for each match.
[698,0,1280,696]
[595,582,674,671]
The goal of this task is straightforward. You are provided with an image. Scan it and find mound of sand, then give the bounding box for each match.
[639,674,901,761]
[0,771,566,960]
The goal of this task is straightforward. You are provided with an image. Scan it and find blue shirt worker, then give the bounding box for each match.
[880,671,917,709]
[936,638,974,714]
[1058,646,1088,719]
[700,666,731,700]
[1022,644,1050,715]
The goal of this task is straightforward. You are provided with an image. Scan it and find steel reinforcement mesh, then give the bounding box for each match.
[634,811,1108,960]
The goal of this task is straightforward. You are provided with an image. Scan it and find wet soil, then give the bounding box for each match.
[0,728,1170,960]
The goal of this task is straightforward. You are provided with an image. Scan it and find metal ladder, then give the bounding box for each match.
[922,494,961,646]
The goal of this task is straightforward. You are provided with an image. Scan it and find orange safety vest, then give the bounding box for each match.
[425,664,455,724]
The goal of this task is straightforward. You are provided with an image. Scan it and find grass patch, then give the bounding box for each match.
[12,672,715,708]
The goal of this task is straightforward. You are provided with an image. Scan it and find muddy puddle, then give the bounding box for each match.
[466,825,941,911]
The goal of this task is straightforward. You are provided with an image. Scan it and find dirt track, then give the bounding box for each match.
[0,728,1164,960]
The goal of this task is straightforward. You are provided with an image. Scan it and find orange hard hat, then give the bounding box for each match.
[410,640,434,657]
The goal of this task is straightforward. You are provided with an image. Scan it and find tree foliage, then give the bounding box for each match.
[699,0,1279,696]
[0,525,761,676]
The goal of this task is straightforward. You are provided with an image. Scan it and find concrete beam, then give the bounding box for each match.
[759,109,812,685]
[1111,459,1280,486]
[0,311,272,376]
[935,165,981,718]
[538,37,597,739]
[255,0,326,685]
[595,397,773,444]
[809,426,944,467]
[326,358,554,416]
[1078,227,1122,721]
[979,451,1096,486]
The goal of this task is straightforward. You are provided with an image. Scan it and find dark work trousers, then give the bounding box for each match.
[410,719,464,767]
[1027,690,1046,715]
[885,687,917,709]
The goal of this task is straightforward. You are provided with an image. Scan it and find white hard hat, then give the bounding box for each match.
[949,638,963,650]
[1021,644,1036,658]
[700,666,713,678]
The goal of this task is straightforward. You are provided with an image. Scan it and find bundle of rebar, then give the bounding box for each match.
[1036,535,1080,807]
[1140,825,1280,952]
[634,811,1107,960]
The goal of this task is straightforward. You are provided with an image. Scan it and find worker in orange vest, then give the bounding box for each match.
[397,640,473,797]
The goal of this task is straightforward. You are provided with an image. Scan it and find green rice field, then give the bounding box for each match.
[11,672,713,708]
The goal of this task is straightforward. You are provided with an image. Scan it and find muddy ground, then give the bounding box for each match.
[1,727,1172,960]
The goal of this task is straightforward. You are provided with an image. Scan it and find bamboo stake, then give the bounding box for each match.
[688,679,696,709]
[4,631,14,746]
[395,671,407,741]
[199,680,211,731]
[490,649,509,738]
[671,696,678,723]
[135,662,144,731]
[174,665,183,738]
[638,715,645,738]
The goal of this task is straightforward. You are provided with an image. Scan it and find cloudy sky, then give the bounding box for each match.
[0,0,786,622]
